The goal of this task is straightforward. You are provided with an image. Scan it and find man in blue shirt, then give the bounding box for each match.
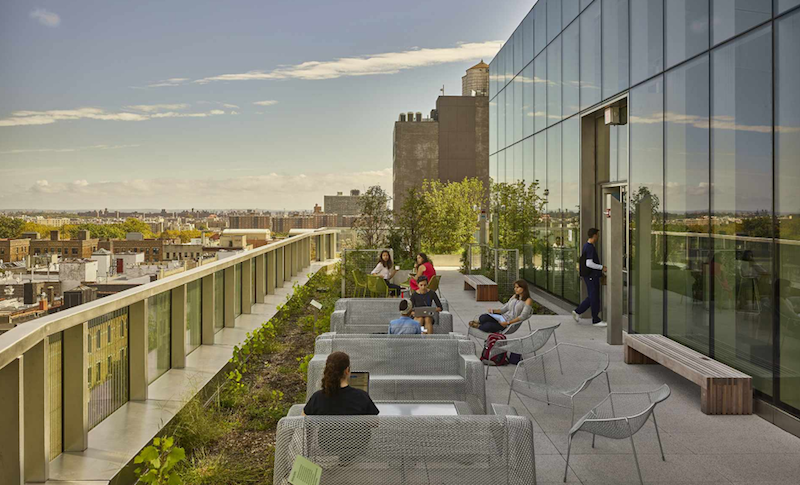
[572,228,607,327]
[389,299,422,334]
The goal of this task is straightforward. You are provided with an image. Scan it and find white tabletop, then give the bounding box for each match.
[376,402,459,416]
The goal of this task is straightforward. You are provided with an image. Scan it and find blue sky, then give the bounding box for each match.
[0,0,533,211]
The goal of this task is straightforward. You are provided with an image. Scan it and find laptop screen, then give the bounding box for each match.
[349,371,370,394]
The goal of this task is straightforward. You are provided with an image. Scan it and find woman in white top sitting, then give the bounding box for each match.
[468,279,534,332]
[370,250,402,296]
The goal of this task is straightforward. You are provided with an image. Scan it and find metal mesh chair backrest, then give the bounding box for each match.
[571,385,670,439]
[511,343,608,397]
[493,323,560,358]
[274,415,536,485]
[352,270,365,287]
[428,274,441,292]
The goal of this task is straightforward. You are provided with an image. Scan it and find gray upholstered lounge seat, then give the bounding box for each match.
[308,335,485,413]
[331,298,453,334]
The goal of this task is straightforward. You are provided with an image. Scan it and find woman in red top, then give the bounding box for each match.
[409,252,436,292]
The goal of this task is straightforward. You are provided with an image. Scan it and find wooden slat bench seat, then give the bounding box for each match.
[463,274,498,302]
[624,334,752,415]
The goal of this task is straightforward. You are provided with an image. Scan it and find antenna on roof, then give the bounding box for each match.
[440,84,445,96]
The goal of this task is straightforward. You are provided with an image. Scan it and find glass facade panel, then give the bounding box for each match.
[602,0,629,100]
[777,0,800,14]
[514,28,524,75]
[523,10,535,67]
[562,22,580,117]
[514,142,524,182]
[710,25,773,395]
[562,116,581,303]
[665,54,711,354]
[776,8,800,411]
[88,308,129,429]
[534,132,548,289]
[712,0,771,46]
[186,279,202,355]
[547,0,561,43]
[48,332,63,461]
[580,1,602,110]
[535,2,547,57]
[631,0,664,85]
[214,270,224,331]
[563,0,581,27]
[547,37,562,127]
[505,39,514,84]
[665,0,709,69]
[490,58,497,99]
[547,125,563,296]
[523,64,534,138]
[534,53,547,132]
[148,291,171,383]
[498,89,506,150]
[514,75,523,143]
[234,263,242,316]
[630,76,665,335]
[490,96,497,154]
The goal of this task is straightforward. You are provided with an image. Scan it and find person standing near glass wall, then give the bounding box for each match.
[572,228,606,327]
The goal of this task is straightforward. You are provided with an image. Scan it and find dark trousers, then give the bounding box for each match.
[478,314,505,333]
[575,276,602,323]
[386,281,402,296]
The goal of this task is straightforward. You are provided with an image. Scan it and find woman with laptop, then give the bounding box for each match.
[303,351,379,416]
[410,275,443,334]
[370,250,403,296]
[408,252,436,292]
[468,279,534,333]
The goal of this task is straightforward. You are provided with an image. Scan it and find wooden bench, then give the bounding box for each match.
[624,334,752,415]
[463,274,498,302]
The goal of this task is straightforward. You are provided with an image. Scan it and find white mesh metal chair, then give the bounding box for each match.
[308,336,486,413]
[274,414,537,485]
[507,343,611,425]
[564,385,671,484]
[483,323,561,380]
[331,298,453,334]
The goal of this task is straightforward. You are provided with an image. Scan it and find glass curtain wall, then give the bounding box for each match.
[48,332,63,461]
[87,308,129,429]
[186,280,202,354]
[214,270,224,332]
[147,292,171,383]
[776,6,800,412]
[489,0,800,420]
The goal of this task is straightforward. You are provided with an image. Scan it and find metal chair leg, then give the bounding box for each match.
[652,412,665,461]
[592,433,596,448]
[554,336,564,374]
[485,361,491,380]
[564,434,573,483]
[627,419,644,485]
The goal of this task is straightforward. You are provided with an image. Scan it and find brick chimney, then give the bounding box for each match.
[50,230,60,241]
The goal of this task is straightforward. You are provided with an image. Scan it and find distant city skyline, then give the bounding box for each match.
[0,0,534,210]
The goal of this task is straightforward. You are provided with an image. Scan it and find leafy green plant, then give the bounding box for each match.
[134,436,186,485]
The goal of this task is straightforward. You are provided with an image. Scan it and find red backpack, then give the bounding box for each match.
[481,333,509,366]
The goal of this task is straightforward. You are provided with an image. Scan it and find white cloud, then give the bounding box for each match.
[191,41,503,83]
[30,8,60,27]
[143,78,189,88]
[221,103,240,109]
[0,106,229,127]
[0,144,140,155]
[14,169,393,209]
[124,104,190,113]
[253,100,279,106]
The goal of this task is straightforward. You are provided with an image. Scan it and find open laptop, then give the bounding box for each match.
[413,306,437,318]
[349,371,370,394]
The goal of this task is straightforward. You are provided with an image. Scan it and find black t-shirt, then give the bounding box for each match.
[411,290,442,309]
[303,386,380,416]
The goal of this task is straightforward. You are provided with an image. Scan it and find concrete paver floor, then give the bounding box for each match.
[436,268,800,485]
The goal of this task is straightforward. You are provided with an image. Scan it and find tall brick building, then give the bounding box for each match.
[0,238,30,262]
[229,214,271,229]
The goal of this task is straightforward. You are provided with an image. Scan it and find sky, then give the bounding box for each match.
[0,0,534,211]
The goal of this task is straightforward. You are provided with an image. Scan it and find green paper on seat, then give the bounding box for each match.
[288,455,322,485]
